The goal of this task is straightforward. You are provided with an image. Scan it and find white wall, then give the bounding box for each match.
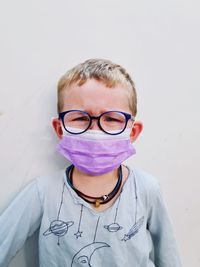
[0,0,199,266]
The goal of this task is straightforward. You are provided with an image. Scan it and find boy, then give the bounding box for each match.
[0,59,181,266]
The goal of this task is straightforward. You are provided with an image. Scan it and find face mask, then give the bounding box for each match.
[56,127,136,176]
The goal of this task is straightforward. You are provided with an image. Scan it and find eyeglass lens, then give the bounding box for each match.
[62,111,127,134]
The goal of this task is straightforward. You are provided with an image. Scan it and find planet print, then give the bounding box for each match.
[43,219,74,237]
[104,222,123,232]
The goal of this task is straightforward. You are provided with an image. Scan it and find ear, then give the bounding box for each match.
[52,117,63,139]
[130,121,143,143]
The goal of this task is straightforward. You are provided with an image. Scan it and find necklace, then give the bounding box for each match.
[66,165,123,208]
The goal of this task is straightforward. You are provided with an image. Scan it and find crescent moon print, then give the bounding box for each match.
[121,216,144,241]
[71,217,110,266]
[71,242,110,266]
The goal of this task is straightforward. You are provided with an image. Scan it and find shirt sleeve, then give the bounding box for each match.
[147,183,182,267]
[0,179,43,267]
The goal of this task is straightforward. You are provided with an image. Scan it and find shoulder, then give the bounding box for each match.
[129,166,160,190]
[126,165,162,203]
[36,168,65,187]
[34,168,66,203]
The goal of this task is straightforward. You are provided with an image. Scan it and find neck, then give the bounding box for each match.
[72,167,119,195]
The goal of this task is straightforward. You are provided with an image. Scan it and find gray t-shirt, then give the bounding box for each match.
[0,166,182,267]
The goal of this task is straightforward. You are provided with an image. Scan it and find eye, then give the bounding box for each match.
[72,116,90,121]
[103,115,124,123]
[105,116,121,122]
[78,256,89,264]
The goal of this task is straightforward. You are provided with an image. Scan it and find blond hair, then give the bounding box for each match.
[57,58,137,115]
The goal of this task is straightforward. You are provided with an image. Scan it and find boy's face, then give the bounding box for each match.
[52,78,142,141]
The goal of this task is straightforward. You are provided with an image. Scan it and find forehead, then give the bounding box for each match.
[61,79,131,113]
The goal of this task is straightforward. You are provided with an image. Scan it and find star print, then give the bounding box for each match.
[74,230,83,239]
[121,234,130,242]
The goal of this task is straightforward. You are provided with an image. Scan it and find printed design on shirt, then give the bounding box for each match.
[121,216,144,241]
[120,173,144,241]
[43,182,74,246]
[74,204,84,239]
[104,192,123,233]
[71,216,110,266]
[43,220,74,238]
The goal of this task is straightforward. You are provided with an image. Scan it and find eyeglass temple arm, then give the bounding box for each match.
[130,115,135,121]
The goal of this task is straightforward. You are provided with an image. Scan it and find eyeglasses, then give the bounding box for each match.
[59,110,135,135]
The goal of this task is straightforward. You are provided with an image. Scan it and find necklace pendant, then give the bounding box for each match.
[102,195,108,200]
[95,199,101,208]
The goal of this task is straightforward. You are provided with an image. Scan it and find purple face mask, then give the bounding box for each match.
[56,127,136,176]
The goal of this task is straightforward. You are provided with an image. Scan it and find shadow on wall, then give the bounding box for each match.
[9,231,39,267]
